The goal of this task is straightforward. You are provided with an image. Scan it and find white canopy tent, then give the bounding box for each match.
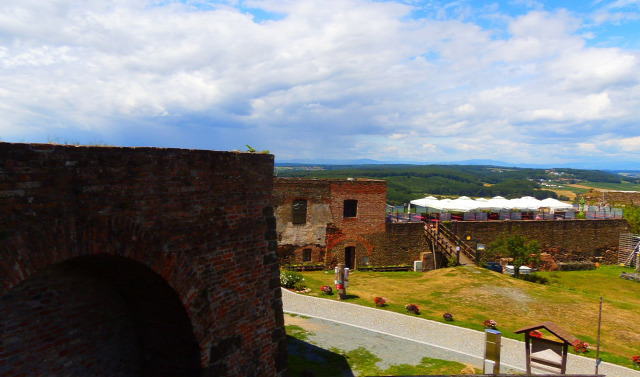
[540,197,575,210]
[410,195,575,213]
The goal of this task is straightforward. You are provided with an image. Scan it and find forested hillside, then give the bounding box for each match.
[275,164,634,206]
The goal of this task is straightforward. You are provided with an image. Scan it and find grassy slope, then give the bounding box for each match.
[295,265,640,368]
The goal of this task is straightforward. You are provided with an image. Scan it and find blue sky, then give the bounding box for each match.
[1,0,639,167]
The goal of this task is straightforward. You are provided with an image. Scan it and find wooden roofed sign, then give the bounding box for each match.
[515,321,582,375]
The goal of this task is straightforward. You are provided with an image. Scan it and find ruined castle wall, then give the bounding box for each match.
[450,219,630,260]
[273,178,388,266]
[0,143,287,377]
[365,222,428,266]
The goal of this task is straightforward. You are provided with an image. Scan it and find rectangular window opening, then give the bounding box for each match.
[343,199,358,218]
[292,199,307,224]
[302,249,312,262]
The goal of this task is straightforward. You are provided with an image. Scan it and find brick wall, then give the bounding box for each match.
[274,178,388,267]
[365,223,427,266]
[328,180,387,235]
[0,143,287,377]
[449,219,630,260]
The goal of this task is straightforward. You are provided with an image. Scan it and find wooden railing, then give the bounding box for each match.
[424,223,475,264]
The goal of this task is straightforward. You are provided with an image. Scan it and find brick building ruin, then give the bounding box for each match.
[274,177,632,270]
[0,143,288,376]
[273,177,428,268]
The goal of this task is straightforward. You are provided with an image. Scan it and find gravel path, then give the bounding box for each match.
[285,313,487,374]
[282,288,640,377]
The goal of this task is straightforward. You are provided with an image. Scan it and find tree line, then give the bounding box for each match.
[275,164,630,206]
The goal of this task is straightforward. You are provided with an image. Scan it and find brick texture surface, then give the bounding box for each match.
[449,219,630,260]
[0,143,288,377]
[274,178,428,268]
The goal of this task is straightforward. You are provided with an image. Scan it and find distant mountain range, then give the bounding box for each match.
[276,158,639,172]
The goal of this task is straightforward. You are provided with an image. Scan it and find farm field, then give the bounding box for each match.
[570,181,640,192]
[294,265,640,369]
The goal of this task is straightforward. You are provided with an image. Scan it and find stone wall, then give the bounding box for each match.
[449,219,630,261]
[0,143,287,377]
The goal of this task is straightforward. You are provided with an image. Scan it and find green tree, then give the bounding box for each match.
[486,234,540,277]
[623,205,640,234]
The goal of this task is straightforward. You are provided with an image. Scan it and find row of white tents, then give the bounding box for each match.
[409,196,575,213]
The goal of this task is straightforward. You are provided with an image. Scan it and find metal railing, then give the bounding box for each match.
[387,209,623,223]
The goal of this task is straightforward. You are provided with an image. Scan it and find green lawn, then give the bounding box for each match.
[292,265,640,369]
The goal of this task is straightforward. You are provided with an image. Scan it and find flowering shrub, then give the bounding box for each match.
[280,270,305,289]
[405,303,420,315]
[483,319,497,329]
[573,341,589,353]
[632,355,640,367]
[529,330,543,338]
[443,313,453,321]
[321,285,333,295]
[374,296,387,306]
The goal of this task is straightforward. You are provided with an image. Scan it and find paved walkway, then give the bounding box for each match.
[282,288,640,377]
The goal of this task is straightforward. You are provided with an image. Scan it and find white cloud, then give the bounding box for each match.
[0,0,639,166]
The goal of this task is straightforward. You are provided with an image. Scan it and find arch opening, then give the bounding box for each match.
[0,254,201,377]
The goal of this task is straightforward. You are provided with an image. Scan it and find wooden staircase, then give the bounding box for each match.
[424,223,475,266]
[618,232,639,268]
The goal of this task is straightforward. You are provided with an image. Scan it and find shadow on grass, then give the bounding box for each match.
[287,336,354,377]
[342,294,360,300]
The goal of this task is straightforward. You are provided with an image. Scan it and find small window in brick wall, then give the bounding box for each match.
[303,249,312,262]
[343,199,358,218]
[292,199,308,224]
[362,256,369,265]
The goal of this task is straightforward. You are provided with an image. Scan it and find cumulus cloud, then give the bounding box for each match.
[0,0,639,166]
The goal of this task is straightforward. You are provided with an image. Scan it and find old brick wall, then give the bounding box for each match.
[365,222,427,266]
[450,219,630,260]
[273,178,388,267]
[328,180,387,235]
[273,178,332,264]
[0,143,287,377]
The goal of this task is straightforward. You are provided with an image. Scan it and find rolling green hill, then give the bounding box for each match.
[275,164,638,205]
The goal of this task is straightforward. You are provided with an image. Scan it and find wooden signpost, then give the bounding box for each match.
[515,321,581,375]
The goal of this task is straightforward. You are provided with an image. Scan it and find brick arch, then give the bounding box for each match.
[329,236,374,269]
[0,214,213,369]
[0,143,287,376]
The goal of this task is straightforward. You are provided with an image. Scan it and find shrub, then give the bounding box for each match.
[557,262,596,271]
[443,313,453,321]
[280,270,305,289]
[374,296,387,306]
[517,273,549,285]
[320,285,333,295]
[446,254,458,267]
[405,303,420,315]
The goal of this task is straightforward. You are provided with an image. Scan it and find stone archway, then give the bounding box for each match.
[0,255,201,376]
